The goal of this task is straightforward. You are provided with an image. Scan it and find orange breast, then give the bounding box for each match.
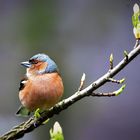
[19,73,64,111]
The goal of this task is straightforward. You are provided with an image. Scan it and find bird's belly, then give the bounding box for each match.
[19,74,63,111]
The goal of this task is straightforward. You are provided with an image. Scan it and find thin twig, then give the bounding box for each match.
[107,78,125,84]
[91,92,116,97]
[91,85,126,97]
[134,39,139,48]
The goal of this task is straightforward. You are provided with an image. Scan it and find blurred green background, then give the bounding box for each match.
[0,0,140,140]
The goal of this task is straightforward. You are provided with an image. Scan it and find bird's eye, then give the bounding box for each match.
[29,59,38,64]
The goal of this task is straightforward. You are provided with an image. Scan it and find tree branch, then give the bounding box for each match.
[1,43,140,140]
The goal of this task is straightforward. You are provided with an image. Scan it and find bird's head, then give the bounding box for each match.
[21,53,58,76]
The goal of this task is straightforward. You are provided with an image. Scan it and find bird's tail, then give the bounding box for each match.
[16,106,31,117]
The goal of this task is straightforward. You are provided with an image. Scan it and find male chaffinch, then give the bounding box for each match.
[16,53,64,117]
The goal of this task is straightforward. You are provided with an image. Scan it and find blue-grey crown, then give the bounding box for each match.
[30,53,58,73]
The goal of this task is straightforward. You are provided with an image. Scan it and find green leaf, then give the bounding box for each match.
[132,4,140,38]
[119,78,125,84]
[34,108,41,118]
[132,4,140,27]
[50,122,64,140]
[114,85,126,96]
[132,12,140,27]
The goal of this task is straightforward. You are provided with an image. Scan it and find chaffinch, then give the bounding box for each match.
[16,53,64,117]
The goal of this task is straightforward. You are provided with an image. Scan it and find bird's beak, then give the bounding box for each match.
[21,61,31,68]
